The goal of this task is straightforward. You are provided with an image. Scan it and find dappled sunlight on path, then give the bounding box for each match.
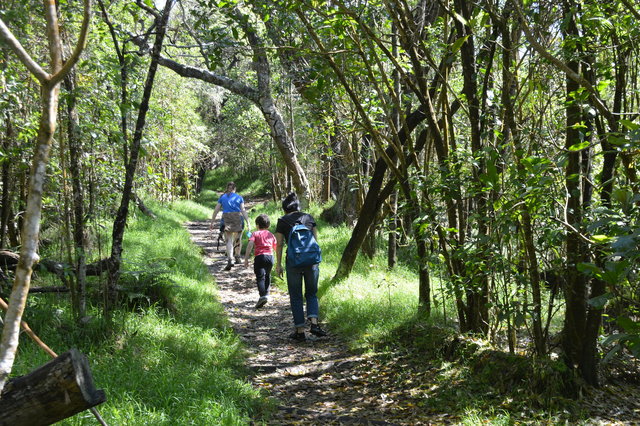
[185,213,428,425]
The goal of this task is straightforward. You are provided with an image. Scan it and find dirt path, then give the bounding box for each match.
[185,207,640,425]
[185,205,414,425]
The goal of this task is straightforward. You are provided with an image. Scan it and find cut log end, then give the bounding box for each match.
[0,348,106,426]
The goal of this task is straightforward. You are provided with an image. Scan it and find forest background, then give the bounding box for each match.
[0,0,639,423]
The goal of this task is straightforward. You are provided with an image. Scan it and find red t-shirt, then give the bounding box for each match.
[250,229,277,256]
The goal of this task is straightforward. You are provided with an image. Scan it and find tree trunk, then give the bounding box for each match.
[108,0,174,306]
[0,113,12,249]
[561,0,588,373]
[417,234,431,316]
[499,17,546,355]
[333,108,427,280]
[0,349,105,426]
[0,0,91,393]
[63,71,87,320]
[387,191,398,269]
[453,0,489,334]
[0,81,60,392]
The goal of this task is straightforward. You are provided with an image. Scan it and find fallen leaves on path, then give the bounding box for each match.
[186,210,640,425]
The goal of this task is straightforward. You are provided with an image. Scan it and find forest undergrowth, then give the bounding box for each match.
[3,173,639,424]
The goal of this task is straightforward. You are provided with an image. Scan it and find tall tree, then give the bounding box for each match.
[106,0,175,309]
[147,3,312,204]
[0,0,91,392]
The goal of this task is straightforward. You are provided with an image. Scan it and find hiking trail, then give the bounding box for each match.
[184,199,638,425]
[185,199,437,425]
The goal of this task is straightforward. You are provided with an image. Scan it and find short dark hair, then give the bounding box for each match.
[225,181,236,192]
[255,214,270,229]
[282,192,300,213]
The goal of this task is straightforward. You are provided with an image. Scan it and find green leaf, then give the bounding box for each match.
[601,333,627,347]
[587,292,613,309]
[620,119,639,131]
[617,316,640,332]
[568,141,590,151]
[591,234,612,243]
[597,79,612,93]
[577,262,602,276]
[451,35,470,54]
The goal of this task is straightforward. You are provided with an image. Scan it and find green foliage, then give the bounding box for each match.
[12,200,272,424]
[199,167,271,204]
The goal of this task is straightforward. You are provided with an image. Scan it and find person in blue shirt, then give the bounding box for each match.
[210,182,250,270]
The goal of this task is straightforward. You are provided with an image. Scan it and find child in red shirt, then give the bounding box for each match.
[244,214,277,309]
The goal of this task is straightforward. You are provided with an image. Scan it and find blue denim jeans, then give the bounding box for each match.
[286,263,320,327]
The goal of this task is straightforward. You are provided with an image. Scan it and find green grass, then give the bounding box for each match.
[244,200,453,352]
[12,198,273,425]
[10,186,584,425]
[199,166,270,207]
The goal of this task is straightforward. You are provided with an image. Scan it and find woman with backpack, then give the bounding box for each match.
[210,182,250,271]
[275,192,327,342]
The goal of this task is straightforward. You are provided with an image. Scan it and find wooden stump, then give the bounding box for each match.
[0,349,106,426]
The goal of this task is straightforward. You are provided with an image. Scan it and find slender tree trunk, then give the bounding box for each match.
[108,0,174,303]
[333,108,427,280]
[499,16,546,355]
[561,0,588,372]
[454,0,489,333]
[0,0,91,392]
[0,112,12,248]
[0,82,58,392]
[388,191,398,269]
[417,234,431,316]
[63,71,87,319]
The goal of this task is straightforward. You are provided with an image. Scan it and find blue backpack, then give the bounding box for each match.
[286,223,322,267]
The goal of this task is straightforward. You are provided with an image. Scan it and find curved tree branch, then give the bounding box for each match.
[50,0,92,86]
[0,19,49,82]
[512,0,616,128]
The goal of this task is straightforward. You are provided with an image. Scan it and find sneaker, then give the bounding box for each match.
[288,331,306,342]
[234,256,242,264]
[224,261,233,271]
[310,323,327,337]
[255,296,268,309]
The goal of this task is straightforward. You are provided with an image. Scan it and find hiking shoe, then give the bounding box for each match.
[288,331,306,342]
[255,296,268,309]
[224,261,233,271]
[234,256,242,264]
[310,324,327,337]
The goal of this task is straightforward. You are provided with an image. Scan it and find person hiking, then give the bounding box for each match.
[210,182,250,271]
[243,214,277,309]
[275,192,327,342]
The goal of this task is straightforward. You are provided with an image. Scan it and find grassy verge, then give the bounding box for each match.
[10,188,586,424]
[245,200,585,423]
[11,199,272,425]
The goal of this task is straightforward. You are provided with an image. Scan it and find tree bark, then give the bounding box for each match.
[333,108,427,280]
[63,70,87,320]
[453,0,489,334]
[561,0,588,375]
[155,53,312,203]
[499,15,546,355]
[108,0,174,306]
[0,0,91,392]
[0,349,105,425]
[149,6,311,204]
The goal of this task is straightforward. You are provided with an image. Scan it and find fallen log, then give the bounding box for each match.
[0,250,19,271]
[28,286,69,293]
[0,349,106,426]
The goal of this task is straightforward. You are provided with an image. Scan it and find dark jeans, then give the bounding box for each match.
[286,263,320,327]
[254,254,273,298]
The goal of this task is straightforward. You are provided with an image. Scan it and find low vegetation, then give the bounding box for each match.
[11,198,273,425]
